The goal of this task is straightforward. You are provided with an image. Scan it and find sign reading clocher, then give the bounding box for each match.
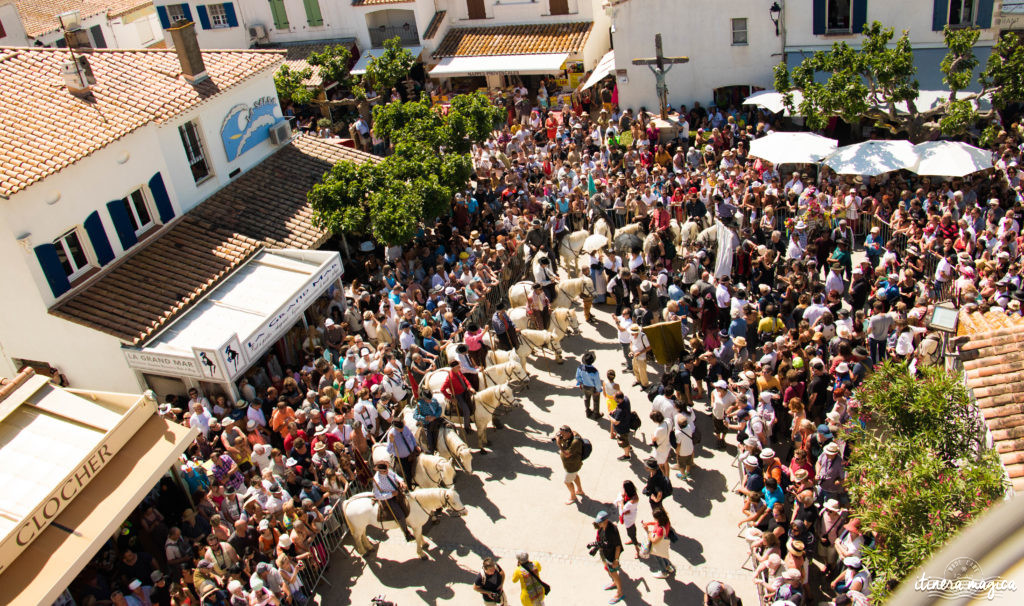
[0,371,155,573]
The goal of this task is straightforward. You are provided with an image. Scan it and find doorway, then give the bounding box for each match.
[467,0,486,20]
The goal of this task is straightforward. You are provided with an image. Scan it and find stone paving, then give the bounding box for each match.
[322,300,759,606]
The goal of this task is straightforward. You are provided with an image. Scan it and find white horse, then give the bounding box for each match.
[371,443,456,489]
[593,217,614,243]
[437,425,474,472]
[508,277,595,309]
[614,222,644,240]
[517,328,565,364]
[675,218,702,246]
[507,306,579,338]
[480,360,531,389]
[341,487,467,559]
[486,347,521,367]
[407,383,518,447]
[557,230,590,277]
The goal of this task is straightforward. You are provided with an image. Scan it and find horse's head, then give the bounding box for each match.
[582,278,596,298]
[497,384,519,407]
[566,309,580,332]
[442,488,468,516]
[439,458,456,487]
[509,363,530,385]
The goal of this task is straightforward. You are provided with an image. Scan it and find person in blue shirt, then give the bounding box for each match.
[413,390,444,453]
[863,226,883,267]
[386,417,419,485]
[575,351,603,418]
[762,476,785,510]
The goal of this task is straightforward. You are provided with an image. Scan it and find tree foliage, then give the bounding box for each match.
[308,92,503,245]
[843,362,1007,602]
[775,22,1024,142]
[363,37,416,95]
[307,44,353,88]
[274,64,314,105]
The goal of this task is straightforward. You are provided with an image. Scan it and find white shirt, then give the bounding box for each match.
[803,303,829,326]
[652,395,677,421]
[630,331,650,359]
[673,421,695,457]
[189,408,212,437]
[353,400,379,433]
[616,316,634,344]
[654,421,671,462]
[825,270,845,295]
[399,329,416,351]
[615,497,638,528]
[712,389,737,420]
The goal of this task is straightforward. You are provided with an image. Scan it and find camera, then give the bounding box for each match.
[587,541,600,556]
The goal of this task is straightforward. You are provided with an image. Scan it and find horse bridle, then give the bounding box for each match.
[520,331,562,356]
[441,491,467,515]
[420,457,449,488]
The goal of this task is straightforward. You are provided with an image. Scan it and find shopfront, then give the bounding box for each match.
[122,249,344,404]
[0,369,195,604]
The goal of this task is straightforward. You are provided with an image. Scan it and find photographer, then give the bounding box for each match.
[591,511,624,604]
[554,425,585,505]
[474,557,506,605]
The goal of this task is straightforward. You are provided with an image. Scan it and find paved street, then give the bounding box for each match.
[323,299,758,606]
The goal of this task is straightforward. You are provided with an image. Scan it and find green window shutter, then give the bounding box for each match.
[269,0,289,30]
[303,0,323,27]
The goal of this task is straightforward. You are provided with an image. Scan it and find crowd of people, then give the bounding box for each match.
[63,73,1024,606]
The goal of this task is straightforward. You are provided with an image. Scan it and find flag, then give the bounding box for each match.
[643,320,685,365]
[588,173,596,195]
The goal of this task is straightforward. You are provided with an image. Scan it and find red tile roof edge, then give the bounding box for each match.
[0,367,35,405]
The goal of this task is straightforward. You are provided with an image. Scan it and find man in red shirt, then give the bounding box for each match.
[441,361,476,438]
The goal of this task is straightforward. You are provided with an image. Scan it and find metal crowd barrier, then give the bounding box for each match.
[297,484,356,595]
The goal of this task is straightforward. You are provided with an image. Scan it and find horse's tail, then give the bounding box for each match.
[341,498,361,548]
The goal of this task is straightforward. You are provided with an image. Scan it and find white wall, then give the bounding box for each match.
[235,0,360,46]
[612,0,777,112]
[108,7,166,48]
[0,2,30,46]
[443,0,598,23]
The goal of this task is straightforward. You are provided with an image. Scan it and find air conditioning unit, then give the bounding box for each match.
[268,121,292,145]
[248,24,268,42]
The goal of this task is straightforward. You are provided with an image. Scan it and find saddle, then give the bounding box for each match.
[444,396,476,417]
[376,494,411,522]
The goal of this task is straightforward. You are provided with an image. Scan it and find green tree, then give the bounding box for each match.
[843,362,1007,602]
[274,64,314,105]
[774,22,1024,142]
[309,92,503,245]
[307,44,353,88]
[363,37,416,95]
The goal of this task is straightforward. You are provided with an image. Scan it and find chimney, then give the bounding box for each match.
[167,20,208,84]
[61,55,96,97]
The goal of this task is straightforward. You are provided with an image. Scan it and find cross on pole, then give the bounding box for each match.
[631,33,689,120]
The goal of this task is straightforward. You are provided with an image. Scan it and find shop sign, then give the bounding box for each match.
[123,349,202,378]
[243,259,342,359]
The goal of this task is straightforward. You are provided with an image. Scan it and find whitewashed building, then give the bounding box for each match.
[0,22,374,398]
[2,0,165,48]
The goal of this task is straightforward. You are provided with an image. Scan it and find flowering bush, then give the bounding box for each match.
[843,362,1008,603]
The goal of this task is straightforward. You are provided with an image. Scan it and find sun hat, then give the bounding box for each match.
[844,556,863,568]
[788,539,805,556]
[824,442,841,455]
[760,448,776,460]
[279,535,292,548]
[714,380,728,389]
[823,499,841,512]
[629,324,641,333]
[792,468,809,482]
[743,455,758,466]
[595,511,610,523]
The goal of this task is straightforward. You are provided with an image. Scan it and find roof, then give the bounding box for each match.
[0,46,284,199]
[51,136,379,344]
[351,0,414,5]
[15,0,153,37]
[960,317,1024,492]
[433,21,593,58]
[423,9,446,41]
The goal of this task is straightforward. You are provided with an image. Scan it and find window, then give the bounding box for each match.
[826,0,852,32]
[179,120,211,183]
[731,18,748,45]
[269,0,289,30]
[208,3,229,28]
[166,3,187,24]
[54,229,90,279]
[122,189,154,236]
[550,0,570,16]
[949,0,976,26]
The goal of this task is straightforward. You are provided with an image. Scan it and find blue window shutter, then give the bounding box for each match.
[932,0,948,30]
[224,2,238,27]
[813,0,827,35]
[107,199,138,250]
[157,5,171,29]
[977,0,994,29]
[149,172,175,223]
[196,5,211,29]
[35,243,71,298]
[181,3,193,23]
[83,212,115,266]
[852,0,868,33]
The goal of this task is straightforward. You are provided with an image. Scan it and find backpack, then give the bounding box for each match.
[646,383,663,402]
[580,437,593,461]
[669,427,678,449]
[692,424,703,444]
[629,411,642,431]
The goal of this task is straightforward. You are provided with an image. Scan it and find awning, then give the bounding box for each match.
[351,45,423,75]
[0,415,195,605]
[429,53,569,78]
[581,49,615,90]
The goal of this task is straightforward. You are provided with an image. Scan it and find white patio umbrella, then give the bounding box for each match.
[821,140,917,176]
[742,90,804,116]
[582,234,608,252]
[910,140,993,177]
[748,132,838,165]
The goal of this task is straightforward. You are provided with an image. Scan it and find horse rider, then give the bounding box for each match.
[525,218,548,257]
[412,389,444,453]
[534,256,559,304]
[650,201,675,262]
[385,417,419,487]
[371,459,414,542]
[491,301,520,350]
[440,360,476,438]
[527,283,552,330]
[550,211,569,268]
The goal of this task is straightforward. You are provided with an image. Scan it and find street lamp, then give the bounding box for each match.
[769,2,782,37]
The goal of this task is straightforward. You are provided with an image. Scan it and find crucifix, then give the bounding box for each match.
[631,33,689,120]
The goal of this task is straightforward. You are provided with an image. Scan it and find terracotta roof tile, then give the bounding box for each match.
[433,21,593,58]
[0,46,284,199]
[15,0,153,37]
[962,327,1024,488]
[423,10,446,41]
[51,136,379,344]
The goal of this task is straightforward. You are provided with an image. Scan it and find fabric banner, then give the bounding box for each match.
[643,320,684,365]
[714,221,739,278]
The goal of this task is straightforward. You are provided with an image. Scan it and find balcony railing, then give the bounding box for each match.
[369,26,420,48]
